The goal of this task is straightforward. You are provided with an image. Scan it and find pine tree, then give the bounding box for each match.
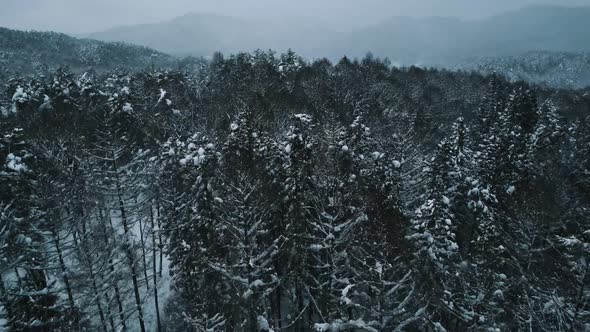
[319,115,406,331]
[0,128,65,331]
[571,115,590,199]
[274,113,317,330]
[476,74,507,140]
[160,133,227,330]
[405,126,467,330]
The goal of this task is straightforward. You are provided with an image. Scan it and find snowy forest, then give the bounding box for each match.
[1,45,590,332]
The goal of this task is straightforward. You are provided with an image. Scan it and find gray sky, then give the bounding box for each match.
[1,0,589,34]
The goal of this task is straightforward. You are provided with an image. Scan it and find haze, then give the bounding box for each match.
[1,0,589,34]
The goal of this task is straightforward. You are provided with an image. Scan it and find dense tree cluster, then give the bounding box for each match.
[460,51,590,89]
[0,50,589,331]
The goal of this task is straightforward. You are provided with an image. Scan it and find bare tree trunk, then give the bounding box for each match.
[156,196,163,278]
[138,213,151,291]
[113,159,146,332]
[150,205,163,332]
[296,282,306,331]
[103,290,116,332]
[89,263,109,332]
[52,227,76,312]
[102,209,128,332]
[72,221,109,332]
[0,274,14,328]
[570,261,588,332]
[271,288,281,330]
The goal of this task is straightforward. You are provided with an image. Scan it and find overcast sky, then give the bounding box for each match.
[1,0,588,34]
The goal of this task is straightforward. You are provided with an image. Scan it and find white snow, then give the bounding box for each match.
[6,153,28,173]
[342,145,349,152]
[506,185,516,194]
[442,196,450,205]
[258,316,273,331]
[493,290,504,299]
[294,113,312,123]
[375,262,383,275]
[415,307,429,319]
[341,284,354,298]
[433,322,448,332]
[122,103,133,113]
[12,86,27,102]
[393,160,401,168]
[309,244,323,251]
[250,279,264,288]
[314,319,378,332]
[157,89,167,104]
[557,236,581,246]
[39,95,53,112]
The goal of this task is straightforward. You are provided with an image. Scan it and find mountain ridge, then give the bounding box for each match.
[85,5,590,65]
[0,27,176,79]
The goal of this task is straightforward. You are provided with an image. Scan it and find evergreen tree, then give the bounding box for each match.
[405,122,470,330]
[0,128,65,331]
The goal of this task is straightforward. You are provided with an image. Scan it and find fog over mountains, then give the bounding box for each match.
[86,5,590,65]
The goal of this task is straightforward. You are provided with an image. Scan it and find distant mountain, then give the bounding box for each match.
[460,51,590,89]
[341,5,590,65]
[0,27,175,78]
[87,13,252,57]
[86,5,590,66]
[86,13,337,58]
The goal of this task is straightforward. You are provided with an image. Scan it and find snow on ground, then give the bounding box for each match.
[101,202,172,332]
[142,255,172,332]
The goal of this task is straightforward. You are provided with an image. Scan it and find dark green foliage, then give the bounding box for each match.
[1,50,589,331]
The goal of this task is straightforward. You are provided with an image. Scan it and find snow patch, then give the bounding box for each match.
[122,103,133,113]
[157,89,167,104]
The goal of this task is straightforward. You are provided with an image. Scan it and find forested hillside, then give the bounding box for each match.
[461,51,590,89]
[0,27,175,81]
[0,50,589,331]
